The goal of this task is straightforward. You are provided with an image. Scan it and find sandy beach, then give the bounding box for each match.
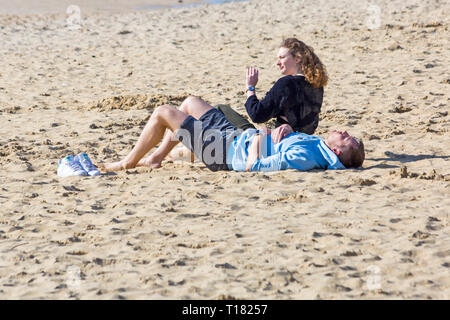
[0,0,449,299]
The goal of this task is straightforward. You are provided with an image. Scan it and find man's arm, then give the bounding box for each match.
[245,126,272,172]
[250,148,319,172]
[245,133,263,172]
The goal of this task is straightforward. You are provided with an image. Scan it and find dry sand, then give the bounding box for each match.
[0,0,449,299]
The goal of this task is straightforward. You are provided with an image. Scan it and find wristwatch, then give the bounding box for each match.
[246,86,255,92]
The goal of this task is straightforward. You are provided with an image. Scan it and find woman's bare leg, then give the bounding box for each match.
[98,105,188,172]
[137,96,214,168]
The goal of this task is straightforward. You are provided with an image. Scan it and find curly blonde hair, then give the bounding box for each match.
[281,38,328,88]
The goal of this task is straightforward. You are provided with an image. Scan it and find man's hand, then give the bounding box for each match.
[271,124,293,144]
[246,66,259,88]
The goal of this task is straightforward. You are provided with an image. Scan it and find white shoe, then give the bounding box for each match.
[57,155,88,177]
[75,153,101,176]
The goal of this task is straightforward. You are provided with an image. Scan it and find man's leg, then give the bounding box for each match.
[137,96,214,168]
[98,105,188,172]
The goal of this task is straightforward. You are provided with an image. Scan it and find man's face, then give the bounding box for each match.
[276,47,300,75]
[326,130,359,159]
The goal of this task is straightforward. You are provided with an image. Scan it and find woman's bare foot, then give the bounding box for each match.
[97,161,130,172]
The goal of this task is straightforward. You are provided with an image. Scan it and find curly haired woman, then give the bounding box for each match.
[242,37,328,143]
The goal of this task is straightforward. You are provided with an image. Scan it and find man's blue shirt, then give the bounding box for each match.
[226,129,346,172]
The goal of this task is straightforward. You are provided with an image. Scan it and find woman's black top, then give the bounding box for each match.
[245,75,323,135]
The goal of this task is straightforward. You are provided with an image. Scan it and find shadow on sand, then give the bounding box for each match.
[364,151,449,170]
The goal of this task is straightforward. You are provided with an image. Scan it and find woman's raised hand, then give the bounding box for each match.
[246,66,259,88]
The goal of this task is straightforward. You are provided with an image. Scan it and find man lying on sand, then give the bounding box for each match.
[98,97,365,172]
